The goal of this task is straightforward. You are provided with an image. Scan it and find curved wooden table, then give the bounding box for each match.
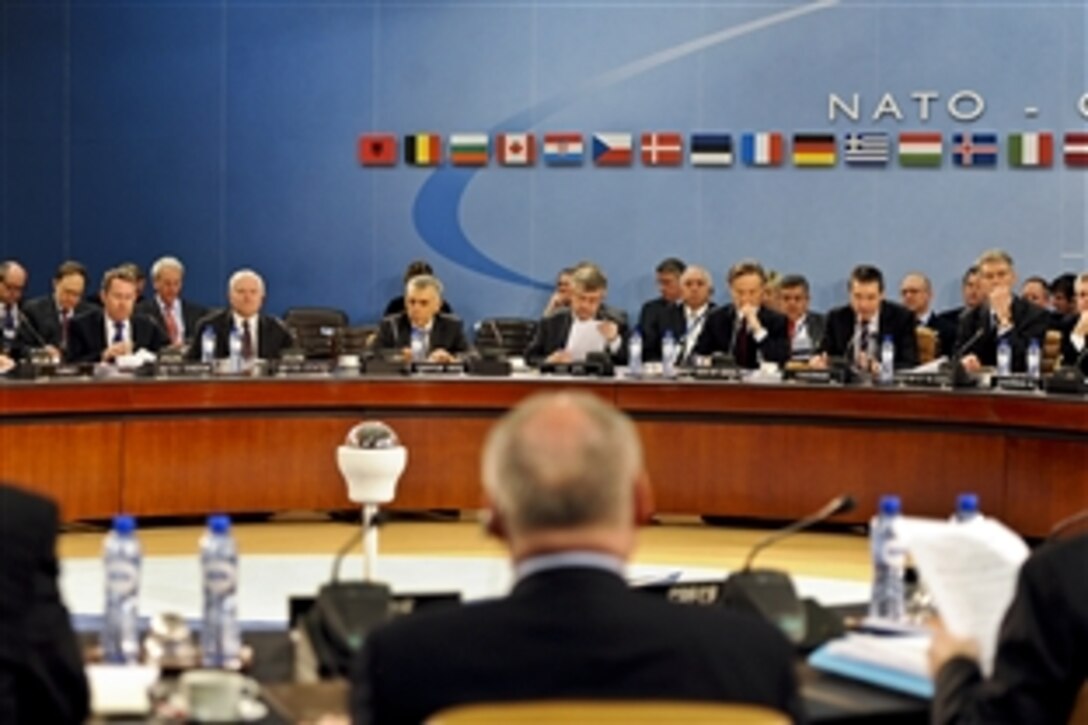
[1,376,1084,536]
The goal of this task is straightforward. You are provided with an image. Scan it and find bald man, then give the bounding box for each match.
[0,260,28,355]
[900,272,956,357]
[187,269,293,361]
[352,392,802,724]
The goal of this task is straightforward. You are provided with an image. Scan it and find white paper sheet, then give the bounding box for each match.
[896,516,1030,676]
[565,319,608,361]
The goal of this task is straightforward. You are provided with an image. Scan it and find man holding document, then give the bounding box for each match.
[928,533,1088,724]
[525,265,628,366]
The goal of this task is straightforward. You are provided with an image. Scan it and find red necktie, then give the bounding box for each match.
[163,304,180,344]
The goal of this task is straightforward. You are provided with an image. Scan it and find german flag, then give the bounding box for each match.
[405,134,442,166]
[792,133,836,167]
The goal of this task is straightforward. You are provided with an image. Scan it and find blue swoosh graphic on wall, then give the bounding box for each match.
[411,0,839,289]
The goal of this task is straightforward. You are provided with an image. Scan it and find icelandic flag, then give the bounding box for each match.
[952,132,999,167]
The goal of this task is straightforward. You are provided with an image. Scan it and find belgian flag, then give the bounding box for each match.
[405,134,442,166]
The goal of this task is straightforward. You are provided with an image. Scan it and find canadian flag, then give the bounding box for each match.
[497,133,536,166]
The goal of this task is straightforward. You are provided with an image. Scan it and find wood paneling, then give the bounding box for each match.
[1003,437,1088,535]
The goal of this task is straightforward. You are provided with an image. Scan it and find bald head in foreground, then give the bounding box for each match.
[352,392,803,724]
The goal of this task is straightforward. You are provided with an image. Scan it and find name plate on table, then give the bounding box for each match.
[287,592,461,627]
[638,580,724,606]
[785,368,845,385]
[410,361,466,375]
[362,358,408,375]
[893,372,949,389]
[690,366,743,381]
[275,359,334,376]
[539,361,611,377]
[992,374,1041,392]
[465,358,512,377]
[40,362,95,378]
[157,361,214,378]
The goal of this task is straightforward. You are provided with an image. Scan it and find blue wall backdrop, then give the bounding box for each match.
[3,0,1086,327]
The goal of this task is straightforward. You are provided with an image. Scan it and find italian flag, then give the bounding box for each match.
[1008,132,1053,167]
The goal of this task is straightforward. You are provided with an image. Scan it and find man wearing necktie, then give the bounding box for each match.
[187,268,293,362]
[780,274,826,361]
[136,256,208,349]
[0,260,28,354]
[811,264,918,372]
[1059,272,1088,374]
[66,267,169,363]
[376,274,469,362]
[635,257,685,361]
[20,260,91,358]
[693,259,789,369]
[954,249,1049,373]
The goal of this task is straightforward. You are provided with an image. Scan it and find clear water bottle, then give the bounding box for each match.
[879,335,895,384]
[200,515,241,669]
[200,326,216,363]
[996,337,1012,376]
[627,329,643,377]
[102,515,141,664]
[1026,338,1041,379]
[228,327,242,372]
[869,495,906,622]
[661,330,678,378]
[410,328,425,362]
[953,493,982,523]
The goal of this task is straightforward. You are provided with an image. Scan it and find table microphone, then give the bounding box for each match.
[16,309,51,349]
[1045,344,1088,394]
[941,326,987,387]
[721,494,855,651]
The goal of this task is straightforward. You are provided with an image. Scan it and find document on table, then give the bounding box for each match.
[895,516,1030,676]
[565,319,608,362]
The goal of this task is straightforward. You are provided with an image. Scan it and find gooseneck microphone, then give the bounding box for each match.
[951,325,987,362]
[16,309,51,349]
[488,319,505,353]
[742,494,856,571]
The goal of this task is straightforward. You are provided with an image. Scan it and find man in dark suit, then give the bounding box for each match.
[954,250,1049,373]
[0,483,90,724]
[352,392,803,724]
[937,265,982,333]
[643,264,715,364]
[136,256,208,348]
[694,259,790,368]
[929,533,1088,725]
[636,257,685,357]
[187,268,293,361]
[0,260,28,356]
[813,264,919,371]
[20,260,92,358]
[66,267,169,363]
[900,272,957,358]
[1059,272,1088,374]
[525,264,628,365]
[780,274,825,360]
[376,274,469,362]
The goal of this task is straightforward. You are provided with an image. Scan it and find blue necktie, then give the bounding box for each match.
[112,321,125,344]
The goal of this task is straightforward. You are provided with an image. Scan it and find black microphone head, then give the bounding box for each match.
[835,494,856,515]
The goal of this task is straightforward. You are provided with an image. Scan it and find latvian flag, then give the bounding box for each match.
[542,132,584,166]
[952,132,998,168]
[497,133,536,166]
[593,133,633,166]
[1063,132,1088,167]
[1007,132,1053,168]
[404,134,442,166]
[690,133,733,166]
[641,132,683,166]
[792,133,836,167]
[843,132,889,166]
[898,132,942,168]
[740,132,783,167]
[449,134,489,166]
[358,133,397,166]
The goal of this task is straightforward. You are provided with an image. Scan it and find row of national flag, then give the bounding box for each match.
[360,131,1088,169]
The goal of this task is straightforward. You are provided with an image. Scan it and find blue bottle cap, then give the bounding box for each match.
[878,495,901,515]
[113,514,136,535]
[208,514,231,534]
[956,493,979,514]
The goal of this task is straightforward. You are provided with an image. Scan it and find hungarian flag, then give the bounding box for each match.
[689,133,733,166]
[792,133,836,167]
[1063,132,1088,167]
[1007,132,1053,167]
[358,134,397,166]
[449,134,489,166]
[898,132,942,168]
[640,132,683,166]
[542,132,584,165]
[404,134,442,166]
[497,133,536,166]
[740,132,783,166]
[952,132,998,167]
[592,133,633,166]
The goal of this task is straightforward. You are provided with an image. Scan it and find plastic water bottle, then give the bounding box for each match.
[869,495,906,622]
[953,493,982,523]
[410,328,425,362]
[1026,338,1041,379]
[200,326,216,363]
[228,328,242,372]
[996,337,1012,376]
[102,515,141,664]
[661,330,678,378]
[628,329,643,377]
[879,335,895,384]
[200,515,241,669]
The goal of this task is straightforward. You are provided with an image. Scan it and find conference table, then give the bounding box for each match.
[1,372,1084,535]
